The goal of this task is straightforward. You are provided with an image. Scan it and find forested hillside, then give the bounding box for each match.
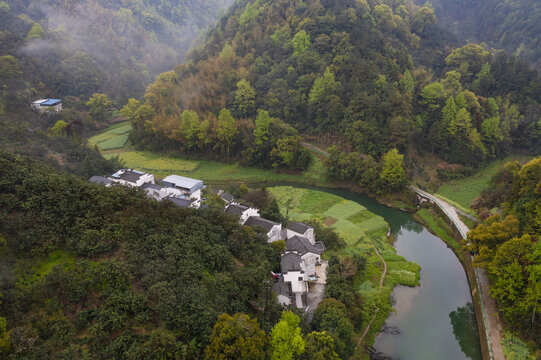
[415,0,541,70]
[466,156,540,346]
[132,0,541,180]
[0,0,233,104]
[0,151,282,358]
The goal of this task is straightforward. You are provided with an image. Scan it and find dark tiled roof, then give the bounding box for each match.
[168,197,192,208]
[118,170,143,183]
[221,192,234,203]
[273,278,291,298]
[287,222,312,234]
[89,176,112,185]
[225,203,249,215]
[281,252,303,273]
[245,216,280,233]
[141,183,163,191]
[286,236,323,256]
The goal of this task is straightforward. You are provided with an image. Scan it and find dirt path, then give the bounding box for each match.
[350,246,387,359]
[301,142,329,156]
[408,185,505,360]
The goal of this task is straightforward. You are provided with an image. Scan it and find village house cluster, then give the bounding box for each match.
[90,169,204,208]
[90,169,326,311]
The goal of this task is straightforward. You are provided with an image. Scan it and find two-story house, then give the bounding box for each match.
[286,222,315,244]
[109,169,155,187]
[281,252,308,309]
[285,235,325,277]
[161,175,204,208]
[244,216,282,243]
[225,203,260,224]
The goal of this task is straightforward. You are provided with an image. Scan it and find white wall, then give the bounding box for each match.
[283,270,307,294]
[302,253,321,277]
[240,208,260,224]
[286,227,315,244]
[267,224,282,243]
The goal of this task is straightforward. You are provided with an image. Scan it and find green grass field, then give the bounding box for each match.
[435,155,534,210]
[88,121,131,150]
[16,250,75,287]
[89,122,328,184]
[104,151,199,173]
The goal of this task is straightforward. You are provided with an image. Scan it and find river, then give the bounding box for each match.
[287,186,482,360]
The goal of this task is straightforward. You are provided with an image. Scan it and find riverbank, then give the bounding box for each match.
[267,186,420,359]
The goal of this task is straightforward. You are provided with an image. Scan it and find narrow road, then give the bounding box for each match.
[301,142,329,156]
[408,185,505,360]
[351,246,387,359]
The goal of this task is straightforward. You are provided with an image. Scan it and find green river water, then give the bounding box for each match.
[294,186,482,360]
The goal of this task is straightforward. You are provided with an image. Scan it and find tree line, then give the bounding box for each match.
[465,156,540,346]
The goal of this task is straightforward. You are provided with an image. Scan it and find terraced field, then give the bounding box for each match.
[268,186,388,245]
[88,122,131,151]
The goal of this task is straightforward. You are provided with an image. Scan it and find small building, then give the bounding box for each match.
[285,235,325,276]
[89,176,112,187]
[286,222,315,244]
[31,99,62,112]
[162,175,204,207]
[141,183,170,201]
[109,169,155,187]
[244,216,282,243]
[281,252,308,309]
[167,196,194,208]
[220,192,235,204]
[225,203,260,224]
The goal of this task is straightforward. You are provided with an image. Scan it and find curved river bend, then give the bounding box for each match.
[288,186,482,360]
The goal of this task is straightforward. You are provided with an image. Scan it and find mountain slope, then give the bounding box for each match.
[415,0,541,70]
[136,0,541,171]
[0,0,233,103]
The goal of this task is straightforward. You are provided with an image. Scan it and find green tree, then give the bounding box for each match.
[302,331,340,360]
[293,30,311,57]
[412,6,436,34]
[445,44,491,84]
[270,311,305,360]
[205,313,268,360]
[48,120,67,137]
[25,22,45,41]
[308,67,342,129]
[180,110,200,153]
[217,108,237,158]
[86,93,113,121]
[312,299,354,359]
[120,98,141,121]
[235,79,256,118]
[253,110,272,146]
[448,108,472,135]
[379,148,406,192]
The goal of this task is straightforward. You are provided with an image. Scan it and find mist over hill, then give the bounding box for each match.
[414,0,541,70]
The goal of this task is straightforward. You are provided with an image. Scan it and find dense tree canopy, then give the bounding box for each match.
[0,151,281,358]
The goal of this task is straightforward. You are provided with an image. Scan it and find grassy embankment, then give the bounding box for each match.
[434,155,534,214]
[267,186,420,352]
[89,122,327,184]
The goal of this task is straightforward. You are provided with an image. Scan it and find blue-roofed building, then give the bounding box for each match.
[31,99,62,112]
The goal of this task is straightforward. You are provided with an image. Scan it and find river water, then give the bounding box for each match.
[289,186,482,360]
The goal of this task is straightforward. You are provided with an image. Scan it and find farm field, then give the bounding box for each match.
[434,155,534,211]
[88,121,131,151]
[90,122,327,184]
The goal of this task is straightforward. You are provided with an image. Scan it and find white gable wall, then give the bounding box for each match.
[266,224,283,243]
[301,252,321,276]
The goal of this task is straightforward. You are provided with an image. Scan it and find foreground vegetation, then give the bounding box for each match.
[465,157,540,352]
[0,150,283,358]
